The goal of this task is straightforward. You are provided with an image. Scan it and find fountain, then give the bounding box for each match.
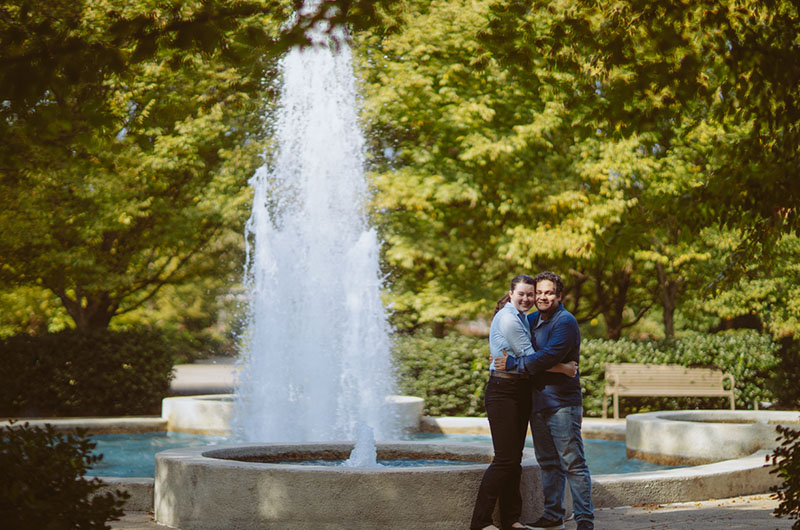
[154,3,522,528]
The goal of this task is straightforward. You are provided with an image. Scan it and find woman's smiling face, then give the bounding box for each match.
[509,282,536,313]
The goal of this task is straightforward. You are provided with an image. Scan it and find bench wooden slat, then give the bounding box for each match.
[602,362,735,419]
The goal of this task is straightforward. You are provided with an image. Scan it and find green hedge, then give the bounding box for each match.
[1,422,129,529]
[393,329,782,418]
[0,329,176,417]
[392,333,489,417]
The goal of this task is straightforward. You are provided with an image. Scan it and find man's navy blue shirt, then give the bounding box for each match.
[510,304,582,412]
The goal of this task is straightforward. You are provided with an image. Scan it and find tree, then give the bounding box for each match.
[357,0,698,335]
[358,0,590,330]
[0,42,264,330]
[479,0,800,280]
[356,0,800,336]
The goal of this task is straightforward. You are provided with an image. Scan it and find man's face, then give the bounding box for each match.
[535,279,561,315]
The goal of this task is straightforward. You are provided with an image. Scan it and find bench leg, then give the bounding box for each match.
[602,395,607,419]
[613,394,619,420]
[730,394,735,410]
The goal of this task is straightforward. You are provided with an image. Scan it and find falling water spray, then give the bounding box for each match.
[233,7,397,443]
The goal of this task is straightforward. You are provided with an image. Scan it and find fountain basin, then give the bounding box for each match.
[626,409,800,465]
[162,394,425,436]
[154,441,543,530]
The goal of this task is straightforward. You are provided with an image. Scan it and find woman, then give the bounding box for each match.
[470,274,577,530]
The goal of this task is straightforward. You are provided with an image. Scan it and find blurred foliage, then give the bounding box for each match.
[393,332,489,417]
[479,0,800,254]
[392,329,784,417]
[773,338,800,409]
[0,286,72,338]
[770,422,800,529]
[0,2,267,331]
[0,0,399,118]
[0,329,178,417]
[356,0,800,339]
[0,421,129,529]
[0,0,401,333]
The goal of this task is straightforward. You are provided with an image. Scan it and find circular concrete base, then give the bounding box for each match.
[626,410,800,465]
[154,442,543,530]
[162,394,425,436]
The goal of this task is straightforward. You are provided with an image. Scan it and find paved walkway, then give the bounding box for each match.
[113,494,790,529]
[169,356,238,395]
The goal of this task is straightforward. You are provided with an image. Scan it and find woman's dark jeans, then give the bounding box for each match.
[470,375,532,530]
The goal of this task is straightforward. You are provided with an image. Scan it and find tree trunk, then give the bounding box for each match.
[604,313,624,340]
[656,263,680,339]
[52,288,116,331]
[601,265,632,340]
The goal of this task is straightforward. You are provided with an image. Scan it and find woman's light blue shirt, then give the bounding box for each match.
[489,302,536,374]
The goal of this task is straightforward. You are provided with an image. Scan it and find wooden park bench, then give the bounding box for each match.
[602,362,736,419]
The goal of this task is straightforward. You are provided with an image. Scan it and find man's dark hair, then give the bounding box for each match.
[534,271,564,295]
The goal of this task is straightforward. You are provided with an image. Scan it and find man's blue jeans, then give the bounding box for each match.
[531,405,594,524]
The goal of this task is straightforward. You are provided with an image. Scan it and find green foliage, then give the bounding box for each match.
[0,0,396,120]
[695,232,800,339]
[769,423,800,529]
[358,0,541,329]
[0,329,176,417]
[0,421,129,529]
[0,33,263,330]
[773,338,800,409]
[354,0,800,340]
[481,0,800,274]
[2,0,799,349]
[580,330,781,416]
[0,286,72,338]
[392,329,781,418]
[392,332,489,417]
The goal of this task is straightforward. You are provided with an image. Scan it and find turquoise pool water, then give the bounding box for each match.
[87,432,680,477]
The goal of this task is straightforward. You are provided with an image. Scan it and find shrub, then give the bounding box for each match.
[393,332,489,416]
[770,424,800,529]
[0,421,129,529]
[0,328,176,417]
[772,337,800,409]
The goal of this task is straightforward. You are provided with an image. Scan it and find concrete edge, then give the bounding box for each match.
[592,450,780,508]
[625,410,800,464]
[1,416,167,434]
[421,416,627,441]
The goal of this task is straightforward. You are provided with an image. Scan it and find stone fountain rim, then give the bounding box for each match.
[629,409,800,424]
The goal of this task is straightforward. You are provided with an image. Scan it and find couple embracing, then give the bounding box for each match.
[470,272,594,530]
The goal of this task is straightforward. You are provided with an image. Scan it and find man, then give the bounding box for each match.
[493,271,594,530]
